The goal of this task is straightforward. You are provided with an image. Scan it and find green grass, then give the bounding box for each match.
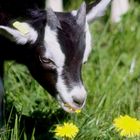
[1,1,140,140]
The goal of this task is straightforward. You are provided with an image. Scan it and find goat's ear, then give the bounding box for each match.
[86,0,111,23]
[47,8,61,30]
[0,22,38,45]
[76,2,86,28]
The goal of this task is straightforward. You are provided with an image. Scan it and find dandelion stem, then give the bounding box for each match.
[63,137,71,140]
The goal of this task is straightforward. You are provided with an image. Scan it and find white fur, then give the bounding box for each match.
[44,26,65,67]
[86,0,111,23]
[83,22,92,63]
[0,23,38,45]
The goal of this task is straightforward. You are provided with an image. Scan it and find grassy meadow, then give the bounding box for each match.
[0,0,140,139]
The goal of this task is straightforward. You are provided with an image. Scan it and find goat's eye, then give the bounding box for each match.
[40,57,51,63]
[39,56,56,69]
[39,56,51,63]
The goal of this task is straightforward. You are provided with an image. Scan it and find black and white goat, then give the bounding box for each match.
[0,0,111,124]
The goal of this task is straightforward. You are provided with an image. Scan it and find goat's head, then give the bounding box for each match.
[0,0,111,112]
[0,3,91,113]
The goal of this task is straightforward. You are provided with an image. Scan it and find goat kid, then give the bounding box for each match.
[0,0,111,124]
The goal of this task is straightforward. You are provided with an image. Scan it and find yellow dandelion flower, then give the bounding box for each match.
[113,115,140,137]
[75,109,81,114]
[54,122,79,139]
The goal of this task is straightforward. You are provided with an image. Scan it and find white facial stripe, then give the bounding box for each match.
[44,26,72,107]
[44,25,68,101]
[56,69,72,103]
[44,25,65,67]
[0,23,38,45]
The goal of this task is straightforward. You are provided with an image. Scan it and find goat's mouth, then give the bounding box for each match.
[57,95,82,113]
[62,103,80,113]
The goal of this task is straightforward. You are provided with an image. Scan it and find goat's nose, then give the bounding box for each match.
[72,95,86,107]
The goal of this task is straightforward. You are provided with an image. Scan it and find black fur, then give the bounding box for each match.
[0,0,45,18]
[0,0,46,125]
[0,0,87,125]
